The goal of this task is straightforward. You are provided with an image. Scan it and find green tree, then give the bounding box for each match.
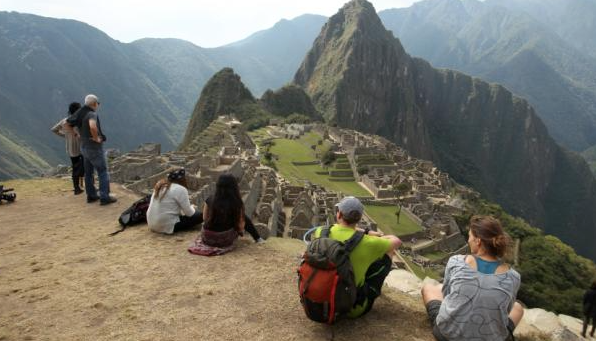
[321,150,336,166]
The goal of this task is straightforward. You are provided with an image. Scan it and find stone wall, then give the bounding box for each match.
[242,171,262,217]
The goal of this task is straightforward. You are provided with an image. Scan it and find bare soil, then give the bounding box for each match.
[0,178,434,341]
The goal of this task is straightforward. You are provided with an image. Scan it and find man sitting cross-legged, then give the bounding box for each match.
[313,196,402,317]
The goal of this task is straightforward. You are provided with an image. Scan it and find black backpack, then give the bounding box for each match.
[297,227,364,324]
[110,195,152,236]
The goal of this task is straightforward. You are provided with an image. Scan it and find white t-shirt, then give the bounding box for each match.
[147,183,196,234]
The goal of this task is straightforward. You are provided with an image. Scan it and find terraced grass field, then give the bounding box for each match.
[257,131,370,196]
[363,204,422,236]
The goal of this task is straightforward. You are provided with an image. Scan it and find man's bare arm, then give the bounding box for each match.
[88,119,101,143]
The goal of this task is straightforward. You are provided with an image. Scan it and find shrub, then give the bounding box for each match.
[321,150,336,166]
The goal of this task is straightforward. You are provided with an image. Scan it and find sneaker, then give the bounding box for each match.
[100,196,117,206]
[87,196,100,203]
[255,238,266,244]
[74,188,83,195]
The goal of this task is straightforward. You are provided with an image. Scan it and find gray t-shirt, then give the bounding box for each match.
[436,255,521,341]
[80,111,106,149]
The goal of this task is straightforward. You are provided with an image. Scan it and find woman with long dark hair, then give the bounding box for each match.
[188,174,263,256]
[421,215,524,341]
[204,173,245,236]
[147,168,203,234]
[50,102,84,194]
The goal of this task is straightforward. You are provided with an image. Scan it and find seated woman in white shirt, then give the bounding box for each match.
[147,168,203,234]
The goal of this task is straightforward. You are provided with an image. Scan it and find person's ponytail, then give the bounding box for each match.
[469,215,510,258]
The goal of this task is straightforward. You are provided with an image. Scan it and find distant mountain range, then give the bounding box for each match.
[3,0,596,177]
[0,11,326,179]
[379,0,596,152]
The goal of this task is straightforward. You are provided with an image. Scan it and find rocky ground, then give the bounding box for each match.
[0,178,435,341]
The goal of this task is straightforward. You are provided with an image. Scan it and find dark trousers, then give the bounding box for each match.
[583,315,596,336]
[358,254,393,316]
[173,211,203,232]
[70,155,84,190]
[244,216,261,242]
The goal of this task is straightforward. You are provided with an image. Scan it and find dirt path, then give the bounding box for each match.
[0,178,434,341]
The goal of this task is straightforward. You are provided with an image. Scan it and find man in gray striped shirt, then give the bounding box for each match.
[51,102,84,194]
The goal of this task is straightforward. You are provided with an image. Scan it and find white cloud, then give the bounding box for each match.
[0,0,421,46]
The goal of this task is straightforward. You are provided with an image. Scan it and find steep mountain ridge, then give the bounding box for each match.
[295,0,596,261]
[379,0,596,151]
[492,0,596,59]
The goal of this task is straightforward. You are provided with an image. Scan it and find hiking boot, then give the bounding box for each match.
[100,196,117,206]
[87,196,100,203]
[74,188,83,195]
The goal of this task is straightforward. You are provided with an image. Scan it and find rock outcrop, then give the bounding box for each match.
[294,0,596,261]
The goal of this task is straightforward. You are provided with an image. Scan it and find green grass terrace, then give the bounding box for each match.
[363,204,422,236]
[252,129,371,197]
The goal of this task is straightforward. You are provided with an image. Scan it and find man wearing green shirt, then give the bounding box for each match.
[314,196,402,317]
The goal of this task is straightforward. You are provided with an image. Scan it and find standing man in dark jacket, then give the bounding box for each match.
[66,94,116,205]
[582,280,596,338]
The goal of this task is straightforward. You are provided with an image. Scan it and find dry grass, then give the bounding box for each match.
[0,178,435,341]
[516,332,553,341]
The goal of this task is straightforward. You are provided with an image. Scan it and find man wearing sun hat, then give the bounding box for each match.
[314,196,402,318]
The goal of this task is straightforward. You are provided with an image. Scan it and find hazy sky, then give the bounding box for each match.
[0,0,421,47]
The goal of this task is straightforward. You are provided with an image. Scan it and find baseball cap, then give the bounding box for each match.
[335,196,364,216]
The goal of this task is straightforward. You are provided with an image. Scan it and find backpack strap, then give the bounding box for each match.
[300,268,319,296]
[320,226,364,253]
[343,231,364,253]
[320,226,331,238]
[108,226,126,236]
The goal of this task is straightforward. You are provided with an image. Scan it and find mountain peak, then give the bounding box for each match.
[294,0,408,122]
[326,0,388,40]
[179,68,255,149]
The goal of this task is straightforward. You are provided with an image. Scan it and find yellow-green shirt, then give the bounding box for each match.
[314,224,391,317]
